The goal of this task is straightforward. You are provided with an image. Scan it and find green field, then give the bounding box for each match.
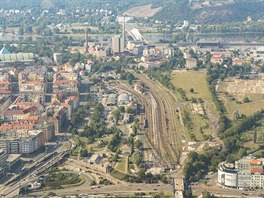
[39,172,85,191]
[109,169,127,180]
[171,71,214,141]
[115,157,128,173]
[240,125,264,151]
[171,70,212,101]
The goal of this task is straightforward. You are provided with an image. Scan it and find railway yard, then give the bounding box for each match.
[116,71,188,170]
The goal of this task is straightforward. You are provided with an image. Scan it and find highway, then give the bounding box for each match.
[1,143,70,197]
[27,183,173,197]
[20,157,174,197]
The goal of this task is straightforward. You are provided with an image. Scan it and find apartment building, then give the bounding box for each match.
[2,96,44,121]
[0,94,11,119]
[0,73,11,94]
[218,157,264,190]
[53,72,79,95]
[18,71,47,103]
[0,129,44,154]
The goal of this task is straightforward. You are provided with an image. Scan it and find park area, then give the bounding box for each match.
[40,172,85,191]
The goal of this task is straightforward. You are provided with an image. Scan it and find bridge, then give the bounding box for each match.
[127,28,145,41]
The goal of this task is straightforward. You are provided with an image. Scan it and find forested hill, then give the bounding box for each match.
[1,0,263,24]
[153,0,264,24]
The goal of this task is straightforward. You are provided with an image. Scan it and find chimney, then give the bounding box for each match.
[123,16,126,49]
[85,29,88,53]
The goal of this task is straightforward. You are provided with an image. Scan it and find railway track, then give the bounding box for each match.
[130,72,183,168]
[116,72,183,169]
[115,83,166,167]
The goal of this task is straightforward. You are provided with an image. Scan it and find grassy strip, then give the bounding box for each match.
[109,169,127,180]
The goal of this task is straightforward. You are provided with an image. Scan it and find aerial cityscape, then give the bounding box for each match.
[0,0,263,197]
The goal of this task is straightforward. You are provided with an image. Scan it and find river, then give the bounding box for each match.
[0,32,263,43]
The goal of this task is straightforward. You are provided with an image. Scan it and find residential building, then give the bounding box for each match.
[88,45,108,58]
[18,71,47,103]
[52,107,68,133]
[53,72,79,95]
[0,73,11,95]
[211,53,225,64]
[35,120,55,143]
[232,58,243,66]
[218,157,264,190]
[0,94,11,119]
[186,58,197,69]
[3,96,44,121]
[0,129,44,154]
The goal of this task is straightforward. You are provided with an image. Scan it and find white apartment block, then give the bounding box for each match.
[218,157,264,190]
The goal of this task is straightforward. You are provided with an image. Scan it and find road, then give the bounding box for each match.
[22,158,173,197]
[27,183,173,197]
[192,183,264,198]
[191,173,264,198]
[1,143,70,197]
[64,159,126,185]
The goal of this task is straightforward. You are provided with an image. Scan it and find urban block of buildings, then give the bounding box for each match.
[218,157,264,189]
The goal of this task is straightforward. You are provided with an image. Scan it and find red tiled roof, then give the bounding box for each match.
[251,168,263,174]
[0,90,11,94]
[233,58,243,63]
[0,81,10,85]
[251,160,262,165]
[68,96,79,101]
[212,54,224,59]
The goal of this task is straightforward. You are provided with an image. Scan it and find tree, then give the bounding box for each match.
[112,109,121,124]
[243,97,250,103]
[18,27,24,35]
[137,168,145,181]
[133,151,143,166]
[202,191,215,198]
[80,149,88,157]
[134,140,143,149]
[161,175,167,183]
[118,106,125,113]
[25,26,33,34]
[189,88,194,93]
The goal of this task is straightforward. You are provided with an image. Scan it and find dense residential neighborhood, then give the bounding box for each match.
[0,0,263,198]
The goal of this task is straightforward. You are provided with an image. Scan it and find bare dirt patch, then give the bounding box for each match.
[218,74,264,117]
[123,4,161,18]
[225,75,264,100]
